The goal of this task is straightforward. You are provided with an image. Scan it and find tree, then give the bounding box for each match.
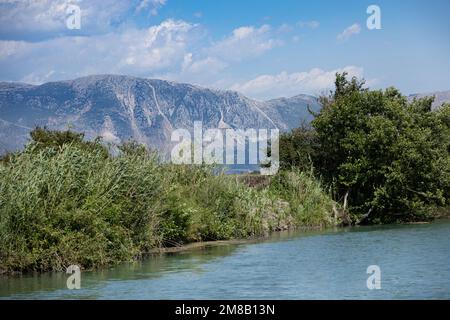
[280,73,450,223]
[279,122,318,172]
[27,127,109,158]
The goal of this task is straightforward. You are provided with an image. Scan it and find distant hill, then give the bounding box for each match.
[0,75,320,154]
[0,75,448,155]
[408,90,450,109]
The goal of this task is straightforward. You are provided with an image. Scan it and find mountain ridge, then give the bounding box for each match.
[0,74,449,154]
[0,74,320,154]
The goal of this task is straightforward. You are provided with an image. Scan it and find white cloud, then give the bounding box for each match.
[230,66,366,100]
[0,16,286,83]
[0,0,167,38]
[0,9,286,89]
[136,0,167,16]
[297,20,320,29]
[159,23,284,84]
[181,53,226,75]
[209,24,282,62]
[278,23,293,33]
[0,19,202,83]
[123,19,198,69]
[0,40,28,59]
[337,23,361,42]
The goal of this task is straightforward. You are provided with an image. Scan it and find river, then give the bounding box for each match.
[1,220,450,299]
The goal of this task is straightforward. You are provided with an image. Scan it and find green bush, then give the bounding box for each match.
[0,128,335,274]
[269,170,335,227]
[279,73,450,223]
[0,140,163,273]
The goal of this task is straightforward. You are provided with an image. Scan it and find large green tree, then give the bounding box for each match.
[280,73,450,223]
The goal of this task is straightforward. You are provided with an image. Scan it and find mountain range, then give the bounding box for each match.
[0,74,448,155]
[0,75,320,154]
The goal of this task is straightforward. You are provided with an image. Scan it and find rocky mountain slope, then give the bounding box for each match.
[0,75,320,154]
[0,75,448,155]
[409,90,450,109]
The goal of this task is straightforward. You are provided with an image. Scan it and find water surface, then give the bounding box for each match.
[1,220,450,299]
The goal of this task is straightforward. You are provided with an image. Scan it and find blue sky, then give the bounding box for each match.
[0,0,449,99]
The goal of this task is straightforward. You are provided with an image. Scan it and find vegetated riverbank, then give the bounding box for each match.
[2,73,449,276]
[280,73,450,224]
[2,220,450,299]
[0,128,336,275]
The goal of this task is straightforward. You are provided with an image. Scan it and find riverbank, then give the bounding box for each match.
[2,220,449,299]
[2,127,448,276]
[147,223,333,255]
[0,129,336,275]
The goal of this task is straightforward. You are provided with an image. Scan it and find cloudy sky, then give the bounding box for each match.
[0,0,449,100]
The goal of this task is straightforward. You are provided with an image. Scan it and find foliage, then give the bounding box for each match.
[0,140,162,272]
[278,123,318,172]
[280,73,450,223]
[29,127,109,158]
[269,170,335,227]
[0,128,334,273]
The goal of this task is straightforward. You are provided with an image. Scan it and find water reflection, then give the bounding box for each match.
[1,220,449,299]
[0,242,239,299]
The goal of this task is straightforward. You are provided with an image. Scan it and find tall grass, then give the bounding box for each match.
[0,130,335,274]
[269,170,336,227]
[0,143,163,272]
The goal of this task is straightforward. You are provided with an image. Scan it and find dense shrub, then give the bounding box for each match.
[0,128,335,273]
[279,73,450,223]
[0,141,163,272]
